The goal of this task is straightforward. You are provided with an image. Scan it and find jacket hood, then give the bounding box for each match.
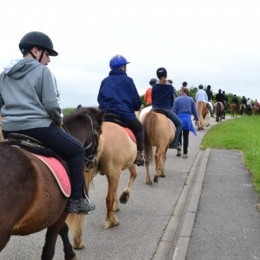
[4,58,41,79]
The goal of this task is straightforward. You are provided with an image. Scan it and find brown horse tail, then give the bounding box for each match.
[143,112,156,163]
[215,102,221,117]
[197,102,204,127]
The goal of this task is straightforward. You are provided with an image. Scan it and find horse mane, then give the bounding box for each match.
[63,106,104,134]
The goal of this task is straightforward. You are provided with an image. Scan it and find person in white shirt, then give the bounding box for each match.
[195,84,214,116]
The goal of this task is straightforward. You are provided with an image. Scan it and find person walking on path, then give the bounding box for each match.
[0,31,95,214]
[97,54,145,166]
[173,85,199,158]
[152,67,182,150]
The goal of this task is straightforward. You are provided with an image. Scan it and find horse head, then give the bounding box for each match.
[63,106,104,169]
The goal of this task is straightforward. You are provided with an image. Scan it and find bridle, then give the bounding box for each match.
[63,111,101,170]
[83,113,100,169]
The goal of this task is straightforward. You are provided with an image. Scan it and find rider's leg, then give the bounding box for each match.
[127,118,145,166]
[183,129,189,156]
[167,111,183,149]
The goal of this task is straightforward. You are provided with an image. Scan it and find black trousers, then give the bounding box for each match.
[179,129,189,155]
[3,125,85,199]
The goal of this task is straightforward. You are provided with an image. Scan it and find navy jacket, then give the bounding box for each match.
[152,83,174,110]
[97,68,141,121]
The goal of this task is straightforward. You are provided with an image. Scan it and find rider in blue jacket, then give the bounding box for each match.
[97,55,145,166]
[152,67,182,150]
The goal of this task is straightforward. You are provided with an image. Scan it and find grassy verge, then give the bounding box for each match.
[201,116,260,193]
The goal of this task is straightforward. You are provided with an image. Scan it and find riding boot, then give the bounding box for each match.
[66,197,95,214]
[134,151,146,166]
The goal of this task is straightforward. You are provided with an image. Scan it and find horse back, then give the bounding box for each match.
[0,144,67,235]
[97,122,137,172]
[143,111,175,146]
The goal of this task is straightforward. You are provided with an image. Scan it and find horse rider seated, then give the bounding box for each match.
[215,89,226,108]
[231,94,239,105]
[195,84,214,117]
[151,67,182,150]
[205,85,214,117]
[97,54,146,166]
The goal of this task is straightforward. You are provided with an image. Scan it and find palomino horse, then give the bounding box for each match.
[141,110,175,184]
[0,107,103,259]
[215,102,225,122]
[196,101,210,130]
[66,119,138,249]
[230,103,238,117]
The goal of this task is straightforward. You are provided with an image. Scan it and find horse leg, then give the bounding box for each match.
[120,164,137,204]
[104,174,120,229]
[59,222,77,259]
[154,147,164,182]
[66,214,85,250]
[41,213,68,260]
[145,162,153,185]
[160,149,167,177]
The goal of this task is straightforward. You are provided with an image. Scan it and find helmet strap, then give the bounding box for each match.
[29,50,37,60]
[29,48,45,63]
[38,49,45,63]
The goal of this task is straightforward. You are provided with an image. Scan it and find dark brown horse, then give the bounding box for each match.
[215,102,225,122]
[0,107,103,259]
[230,103,238,117]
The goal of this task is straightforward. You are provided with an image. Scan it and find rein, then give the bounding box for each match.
[83,113,99,169]
[63,112,100,170]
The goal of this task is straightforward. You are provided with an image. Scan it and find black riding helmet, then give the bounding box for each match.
[19,31,58,56]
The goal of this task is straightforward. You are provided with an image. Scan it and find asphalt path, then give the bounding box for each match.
[1,117,222,260]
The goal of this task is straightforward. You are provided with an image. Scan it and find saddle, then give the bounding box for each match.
[103,113,136,142]
[103,113,127,127]
[152,109,169,118]
[3,133,71,197]
[3,133,64,160]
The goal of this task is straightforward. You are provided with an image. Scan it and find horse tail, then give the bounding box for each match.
[197,102,205,127]
[143,112,156,163]
[215,102,221,117]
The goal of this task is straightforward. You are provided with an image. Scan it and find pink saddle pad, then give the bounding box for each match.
[34,154,71,197]
[122,127,136,143]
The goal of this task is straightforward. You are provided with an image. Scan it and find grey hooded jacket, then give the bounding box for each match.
[0,58,62,131]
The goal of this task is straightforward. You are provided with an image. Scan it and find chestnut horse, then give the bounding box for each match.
[196,101,210,130]
[0,107,103,259]
[230,103,238,117]
[141,110,175,184]
[66,120,138,249]
[215,102,225,122]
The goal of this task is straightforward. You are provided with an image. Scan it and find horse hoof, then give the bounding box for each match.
[104,219,119,229]
[153,176,158,183]
[160,174,165,178]
[74,244,85,250]
[119,192,129,204]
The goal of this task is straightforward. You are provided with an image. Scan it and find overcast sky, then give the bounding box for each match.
[1,0,260,108]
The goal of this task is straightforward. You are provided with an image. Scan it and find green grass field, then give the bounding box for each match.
[202,116,260,193]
